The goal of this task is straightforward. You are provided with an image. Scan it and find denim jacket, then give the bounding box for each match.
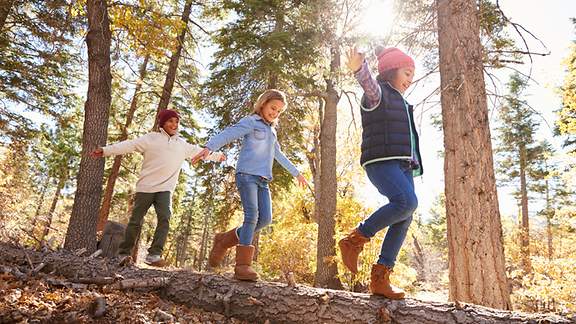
[205,114,299,180]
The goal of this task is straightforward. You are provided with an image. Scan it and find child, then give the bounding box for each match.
[339,46,423,299]
[192,89,308,281]
[91,109,224,266]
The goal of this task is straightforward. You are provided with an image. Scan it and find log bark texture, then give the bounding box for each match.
[0,243,571,324]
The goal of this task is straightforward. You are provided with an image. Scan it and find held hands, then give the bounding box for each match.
[191,147,211,164]
[90,147,104,158]
[346,46,365,73]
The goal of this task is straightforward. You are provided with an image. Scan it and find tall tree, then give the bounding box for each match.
[64,0,111,252]
[153,0,193,128]
[495,73,541,273]
[437,0,511,310]
[312,40,341,289]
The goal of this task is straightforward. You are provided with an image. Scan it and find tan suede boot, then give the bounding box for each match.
[370,264,405,299]
[234,245,259,281]
[208,228,239,268]
[338,228,370,273]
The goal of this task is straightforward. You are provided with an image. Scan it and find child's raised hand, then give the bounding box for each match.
[346,46,365,73]
[191,147,210,164]
[90,147,104,158]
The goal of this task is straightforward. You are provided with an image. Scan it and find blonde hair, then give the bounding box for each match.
[252,89,288,117]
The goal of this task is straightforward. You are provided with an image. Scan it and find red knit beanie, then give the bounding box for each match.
[158,109,180,127]
[376,47,415,74]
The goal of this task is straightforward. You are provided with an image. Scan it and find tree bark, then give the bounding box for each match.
[175,210,192,267]
[0,0,14,32]
[153,0,193,129]
[545,178,554,260]
[310,99,323,224]
[97,54,150,232]
[64,0,111,253]
[195,210,210,270]
[0,243,570,324]
[31,178,49,229]
[40,174,66,242]
[314,43,342,290]
[437,0,511,309]
[411,233,426,282]
[518,145,531,273]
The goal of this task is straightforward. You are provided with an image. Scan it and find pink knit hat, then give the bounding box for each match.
[158,109,180,127]
[376,47,415,74]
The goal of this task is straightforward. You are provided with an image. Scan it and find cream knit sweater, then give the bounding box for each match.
[103,129,222,193]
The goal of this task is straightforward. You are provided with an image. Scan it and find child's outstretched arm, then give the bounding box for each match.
[90,135,149,159]
[274,141,309,188]
[191,116,254,163]
[346,46,381,110]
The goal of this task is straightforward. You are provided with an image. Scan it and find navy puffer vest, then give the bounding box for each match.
[360,81,423,175]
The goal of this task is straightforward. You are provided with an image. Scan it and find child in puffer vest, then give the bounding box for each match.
[339,46,424,299]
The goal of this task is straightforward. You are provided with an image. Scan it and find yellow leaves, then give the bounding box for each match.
[70,0,86,18]
[108,2,185,59]
[558,43,576,137]
[503,210,576,313]
[513,256,576,313]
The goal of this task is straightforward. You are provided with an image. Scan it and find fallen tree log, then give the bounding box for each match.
[0,243,571,324]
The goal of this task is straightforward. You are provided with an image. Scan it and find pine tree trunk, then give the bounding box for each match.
[314,43,342,290]
[175,201,194,267]
[97,55,150,232]
[437,0,511,309]
[312,100,322,223]
[153,0,193,129]
[411,233,426,282]
[518,145,531,272]
[196,214,210,270]
[545,178,554,260]
[31,179,49,229]
[0,0,14,32]
[41,174,66,242]
[64,0,111,253]
[305,100,322,223]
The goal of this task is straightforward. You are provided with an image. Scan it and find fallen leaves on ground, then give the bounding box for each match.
[0,271,247,323]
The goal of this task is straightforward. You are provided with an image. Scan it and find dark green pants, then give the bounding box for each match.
[119,191,172,256]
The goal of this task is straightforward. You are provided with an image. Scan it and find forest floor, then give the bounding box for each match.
[0,262,247,324]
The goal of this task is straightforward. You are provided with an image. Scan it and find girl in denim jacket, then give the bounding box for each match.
[193,89,308,281]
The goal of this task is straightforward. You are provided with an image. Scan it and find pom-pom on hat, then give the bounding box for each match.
[158,109,180,127]
[375,46,415,75]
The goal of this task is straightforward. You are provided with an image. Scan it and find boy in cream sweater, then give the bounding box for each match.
[91,109,224,266]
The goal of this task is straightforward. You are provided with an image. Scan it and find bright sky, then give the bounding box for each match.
[354,0,576,222]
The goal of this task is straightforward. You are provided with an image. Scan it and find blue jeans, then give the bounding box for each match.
[358,160,418,267]
[235,173,272,245]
